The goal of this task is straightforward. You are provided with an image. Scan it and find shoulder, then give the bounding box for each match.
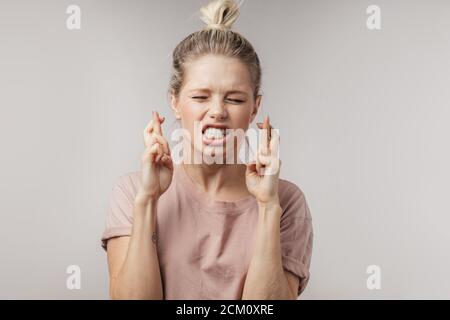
[278,178,312,221]
[111,171,141,196]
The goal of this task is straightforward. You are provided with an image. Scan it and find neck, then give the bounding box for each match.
[182,162,247,195]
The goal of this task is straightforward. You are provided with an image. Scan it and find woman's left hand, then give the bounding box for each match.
[245,116,281,204]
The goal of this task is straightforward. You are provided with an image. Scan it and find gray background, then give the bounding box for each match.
[1,0,449,299]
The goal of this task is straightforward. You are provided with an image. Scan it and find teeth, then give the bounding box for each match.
[204,127,225,139]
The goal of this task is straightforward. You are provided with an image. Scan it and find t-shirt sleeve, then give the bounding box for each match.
[101,174,135,251]
[279,182,314,297]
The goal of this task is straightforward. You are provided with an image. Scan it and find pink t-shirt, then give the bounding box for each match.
[101,165,313,299]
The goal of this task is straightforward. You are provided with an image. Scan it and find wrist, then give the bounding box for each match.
[135,190,159,207]
[257,199,282,218]
[133,196,158,227]
[257,197,281,209]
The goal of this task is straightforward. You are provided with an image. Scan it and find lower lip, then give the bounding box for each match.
[202,131,230,146]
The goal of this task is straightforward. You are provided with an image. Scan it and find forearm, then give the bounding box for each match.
[111,197,163,300]
[242,201,294,300]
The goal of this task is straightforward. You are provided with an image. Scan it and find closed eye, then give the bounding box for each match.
[192,96,244,104]
[226,99,245,104]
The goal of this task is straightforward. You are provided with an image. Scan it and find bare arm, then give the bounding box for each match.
[107,198,163,300]
[106,111,173,300]
[242,201,299,300]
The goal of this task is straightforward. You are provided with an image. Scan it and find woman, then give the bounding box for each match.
[101,0,313,300]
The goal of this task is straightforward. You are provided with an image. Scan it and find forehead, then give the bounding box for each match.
[183,54,252,92]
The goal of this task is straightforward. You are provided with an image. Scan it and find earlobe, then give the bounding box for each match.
[170,94,181,119]
[249,95,262,123]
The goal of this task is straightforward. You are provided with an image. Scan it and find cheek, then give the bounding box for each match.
[229,105,253,125]
[179,101,204,137]
[180,100,204,120]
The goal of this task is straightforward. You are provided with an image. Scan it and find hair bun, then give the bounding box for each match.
[200,0,242,31]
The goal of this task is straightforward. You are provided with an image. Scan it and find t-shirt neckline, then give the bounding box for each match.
[175,164,256,215]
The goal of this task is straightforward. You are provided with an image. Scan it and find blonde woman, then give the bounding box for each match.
[101,0,313,300]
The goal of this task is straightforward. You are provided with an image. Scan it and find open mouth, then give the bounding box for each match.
[201,124,231,146]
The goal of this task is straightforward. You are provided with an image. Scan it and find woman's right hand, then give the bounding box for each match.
[137,111,173,204]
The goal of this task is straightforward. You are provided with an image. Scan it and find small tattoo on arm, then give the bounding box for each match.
[152,232,157,244]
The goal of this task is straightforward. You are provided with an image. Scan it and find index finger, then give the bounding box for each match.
[257,118,273,155]
[263,116,271,149]
[152,111,163,136]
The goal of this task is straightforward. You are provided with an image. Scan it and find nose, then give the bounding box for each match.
[208,98,228,120]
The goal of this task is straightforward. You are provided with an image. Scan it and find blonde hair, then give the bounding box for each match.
[169,0,262,101]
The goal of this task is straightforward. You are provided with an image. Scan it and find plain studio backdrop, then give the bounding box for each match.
[0,0,449,299]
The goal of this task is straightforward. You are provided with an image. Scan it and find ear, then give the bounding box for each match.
[249,94,262,123]
[170,91,181,120]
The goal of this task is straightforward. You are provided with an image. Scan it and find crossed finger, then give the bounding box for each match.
[257,116,273,155]
[143,114,165,147]
[142,111,171,163]
[255,116,281,175]
[152,110,164,136]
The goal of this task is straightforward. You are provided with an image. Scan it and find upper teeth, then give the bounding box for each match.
[204,127,225,139]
